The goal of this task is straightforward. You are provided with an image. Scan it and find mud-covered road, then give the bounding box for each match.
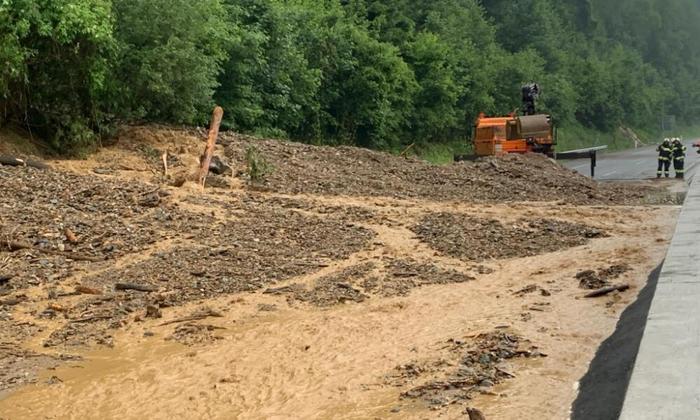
[0,127,683,419]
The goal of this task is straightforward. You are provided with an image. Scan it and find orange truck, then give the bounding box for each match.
[472,112,555,157]
[470,83,556,158]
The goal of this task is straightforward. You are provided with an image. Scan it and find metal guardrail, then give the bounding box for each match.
[556,145,608,177]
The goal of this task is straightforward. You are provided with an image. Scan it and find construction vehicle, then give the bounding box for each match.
[471,83,556,158]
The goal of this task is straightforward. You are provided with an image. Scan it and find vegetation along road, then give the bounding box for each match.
[1,1,699,419]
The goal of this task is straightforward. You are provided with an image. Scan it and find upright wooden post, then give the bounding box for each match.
[197,106,224,188]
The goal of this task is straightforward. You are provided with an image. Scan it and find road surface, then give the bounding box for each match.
[562,140,700,180]
[619,167,700,419]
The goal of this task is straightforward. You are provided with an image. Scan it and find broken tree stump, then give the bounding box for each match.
[196,106,224,188]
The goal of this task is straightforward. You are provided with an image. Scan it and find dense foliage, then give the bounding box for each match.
[1,0,699,153]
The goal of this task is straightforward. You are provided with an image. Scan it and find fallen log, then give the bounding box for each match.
[115,283,158,293]
[70,315,114,324]
[263,286,297,295]
[0,155,49,170]
[584,283,630,298]
[159,308,223,326]
[196,106,224,188]
[1,240,104,262]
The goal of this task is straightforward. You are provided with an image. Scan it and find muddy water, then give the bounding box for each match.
[0,205,676,420]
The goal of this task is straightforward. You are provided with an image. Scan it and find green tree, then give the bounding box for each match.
[403,32,459,142]
[0,0,114,151]
[317,21,418,148]
[111,0,231,124]
[216,0,320,138]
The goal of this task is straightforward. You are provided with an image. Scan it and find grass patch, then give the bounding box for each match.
[390,141,471,165]
[676,125,700,140]
[556,124,636,152]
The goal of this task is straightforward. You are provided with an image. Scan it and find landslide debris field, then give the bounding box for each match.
[0,127,680,419]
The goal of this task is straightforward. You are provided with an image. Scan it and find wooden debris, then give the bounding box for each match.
[75,285,102,295]
[399,143,415,158]
[159,308,223,326]
[0,155,49,170]
[162,151,169,177]
[584,283,630,298]
[70,315,113,323]
[196,106,224,188]
[263,286,297,295]
[115,283,158,293]
[48,303,68,312]
[64,228,78,244]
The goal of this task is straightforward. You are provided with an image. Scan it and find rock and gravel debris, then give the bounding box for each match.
[412,213,607,262]
[576,264,632,290]
[223,134,672,205]
[0,126,674,396]
[388,331,545,408]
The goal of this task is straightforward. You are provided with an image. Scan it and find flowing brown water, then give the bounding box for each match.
[0,204,676,420]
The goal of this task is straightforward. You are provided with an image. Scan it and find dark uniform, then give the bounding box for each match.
[672,139,687,179]
[657,139,673,178]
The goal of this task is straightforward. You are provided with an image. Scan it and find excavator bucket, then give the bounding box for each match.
[517,115,552,138]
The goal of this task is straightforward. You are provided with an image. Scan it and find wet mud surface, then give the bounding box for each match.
[0,126,682,419]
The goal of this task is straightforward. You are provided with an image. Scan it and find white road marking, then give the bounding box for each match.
[602,170,618,177]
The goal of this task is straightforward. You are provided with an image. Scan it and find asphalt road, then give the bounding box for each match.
[561,140,700,180]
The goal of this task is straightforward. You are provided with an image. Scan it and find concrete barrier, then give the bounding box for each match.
[620,175,700,419]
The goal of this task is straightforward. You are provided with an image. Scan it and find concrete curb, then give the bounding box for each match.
[620,174,700,419]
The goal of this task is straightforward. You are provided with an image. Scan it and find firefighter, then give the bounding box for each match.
[657,138,673,178]
[672,138,687,179]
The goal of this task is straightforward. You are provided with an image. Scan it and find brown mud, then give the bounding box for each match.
[0,125,681,419]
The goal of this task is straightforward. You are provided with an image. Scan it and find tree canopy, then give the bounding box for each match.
[1,0,698,153]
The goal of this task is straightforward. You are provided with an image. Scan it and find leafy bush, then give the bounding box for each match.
[0,0,115,153]
[245,145,272,182]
